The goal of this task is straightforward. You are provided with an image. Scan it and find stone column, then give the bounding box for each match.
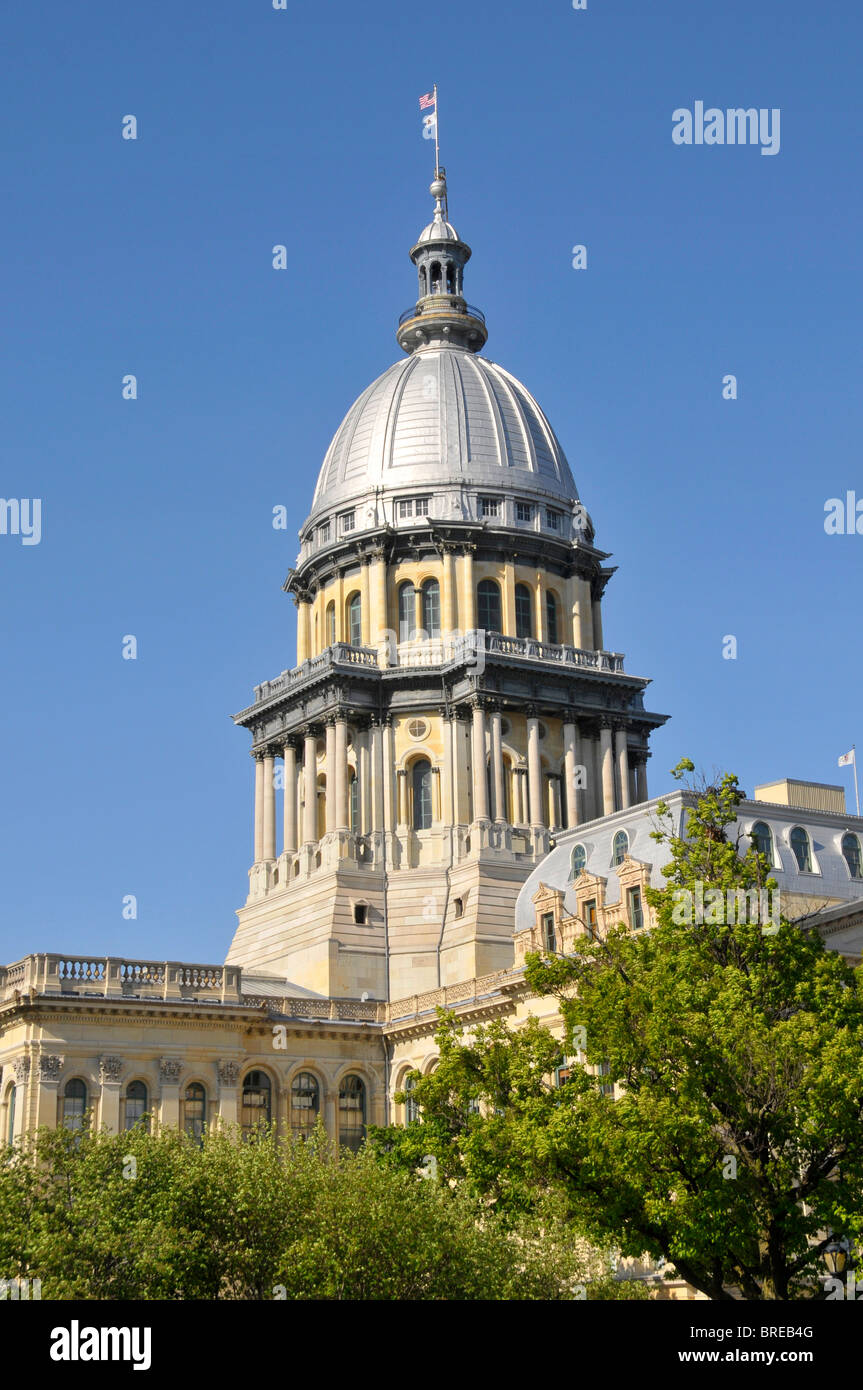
[600,721,615,816]
[383,719,395,833]
[572,575,594,649]
[563,718,579,828]
[441,711,455,825]
[335,717,349,831]
[490,708,506,822]
[325,722,336,833]
[592,595,604,651]
[360,560,371,645]
[370,718,385,834]
[615,725,631,811]
[462,549,475,631]
[159,1058,182,1130]
[253,754,264,864]
[303,731,318,844]
[98,1056,123,1133]
[372,552,388,663]
[471,703,489,822]
[262,753,276,860]
[635,753,649,804]
[217,1061,240,1126]
[359,726,371,834]
[443,548,456,635]
[295,597,311,664]
[397,769,409,830]
[535,574,546,643]
[549,775,562,829]
[527,714,544,828]
[282,741,297,854]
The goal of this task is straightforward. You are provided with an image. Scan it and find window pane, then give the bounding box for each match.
[542,912,555,952]
[348,594,362,646]
[477,580,502,633]
[571,844,586,877]
[291,1072,320,1136]
[349,774,359,832]
[422,580,440,639]
[241,1070,272,1135]
[613,831,628,866]
[184,1084,207,1143]
[339,1075,366,1154]
[790,828,811,872]
[842,833,862,879]
[515,585,533,639]
[326,603,335,646]
[398,583,416,642]
[63,1079,87,1132]
[751,821,772,861]
[546,592,559,644]
[412,759,433,830]
[125,1081,148,1130]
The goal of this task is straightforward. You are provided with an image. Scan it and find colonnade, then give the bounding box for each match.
[251,709,649,866]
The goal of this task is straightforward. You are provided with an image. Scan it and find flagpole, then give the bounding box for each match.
[433,82,440,177]
[854,746,860,818]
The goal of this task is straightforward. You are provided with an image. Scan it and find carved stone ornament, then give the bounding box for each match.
[12,1056,31,1085]
[159,1057,183,1084]
[39,1055,64,1083]
[99,1055,124,1084]
[217,1060,240,1088]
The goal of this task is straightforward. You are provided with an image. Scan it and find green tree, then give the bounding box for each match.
[372,764,863,1300]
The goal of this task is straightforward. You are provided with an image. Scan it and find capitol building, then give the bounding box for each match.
[2,166,861,1159]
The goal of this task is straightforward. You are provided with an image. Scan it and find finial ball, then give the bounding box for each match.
[429,177,446,199]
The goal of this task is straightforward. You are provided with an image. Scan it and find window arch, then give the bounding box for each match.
[338,1074,366,1153]
[750,821,773,862]
[412,758,433,830]
[62,1078,87,1132]
[612,830,629,866]
[124,1080,148,1131]
[842,832,862,879]
[403,1073,419,1124]
[398,582,416,642]
[790,826,812,872]
[477,579,502,633]
[326,601,336,647]
[241,1070,272,1136]
[347,592,362,647]
[546,590,560,645]
[515,583,533,639]
[183,1083,207,1144]
[290,1071,320,1138]
[571,843,586,878]
[421,578,440,639]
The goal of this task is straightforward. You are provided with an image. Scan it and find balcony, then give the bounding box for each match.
[398,301,486,328]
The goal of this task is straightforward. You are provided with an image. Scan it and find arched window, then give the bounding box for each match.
[184,1083,207,1143]
[291,1071,320,1138]
[612,830,629,866]
[398,582,416,642]
[750,821,773,862]
[349,770,359,833]
[412,758,433,830]
[842,832,862,879]
[421,578,440,639]
[571,843,586,878]
[403,1073,419,1124]
[326,601,336,646]
[62,1078,87,1132]
[347,592,362,647]
[6,1086,16,1146]
[546,591,559,645]
[445,262,455,294]
[124,1080,148,1131]
[430,260,441,293]
[790,827,812,872]
[477,579,502,633]
[338,1074,366,1153]
[241,1070,272,1136]
[515,583,533,638]
[419,265,427,295]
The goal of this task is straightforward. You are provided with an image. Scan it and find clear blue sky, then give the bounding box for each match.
[2,0,861,965]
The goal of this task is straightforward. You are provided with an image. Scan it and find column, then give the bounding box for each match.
[592,595,604,651]
[372,552,389,662]
[371,718,385,833]
[397,769,409,830]
[490,708,506,822]
[441,712,455,825]
[572,575,594,649]
[453,712,471,823]
[549,776,562,829]
[443,549,456,635]
[635,753,649,804]
[563,718,579,828]
[462,549,475,631]
[296,598,311,664]
[262,753,276,860]
[600,721,615,816]
[335,717,349,830]
[383,719,395,832]
[283,741,297,854]
[253,754,264,863]
[471,703,489,821]
[360,560,371,645]
[303,731,318,843]
[359,726,371,834]
[527,714,544,828]
[615,725,631,810]
[98,1057,123,1133]
[325,721,336,833]
[535,574,546,643]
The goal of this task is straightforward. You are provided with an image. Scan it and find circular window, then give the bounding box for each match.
[408,719,429,740]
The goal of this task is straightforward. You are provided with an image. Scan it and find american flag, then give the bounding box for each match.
[419,92,436,110]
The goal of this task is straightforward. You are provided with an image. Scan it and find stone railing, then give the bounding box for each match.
[385,968,520,1023]
[0,955,243,1004]
[248,633,625,706]
[242,994,387,1022]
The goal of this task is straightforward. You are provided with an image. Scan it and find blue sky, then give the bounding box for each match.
[2,0,861,965]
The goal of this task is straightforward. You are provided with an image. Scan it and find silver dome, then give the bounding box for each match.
[309,345,578,518]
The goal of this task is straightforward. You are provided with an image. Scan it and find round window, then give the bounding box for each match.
[408,719,429,740]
